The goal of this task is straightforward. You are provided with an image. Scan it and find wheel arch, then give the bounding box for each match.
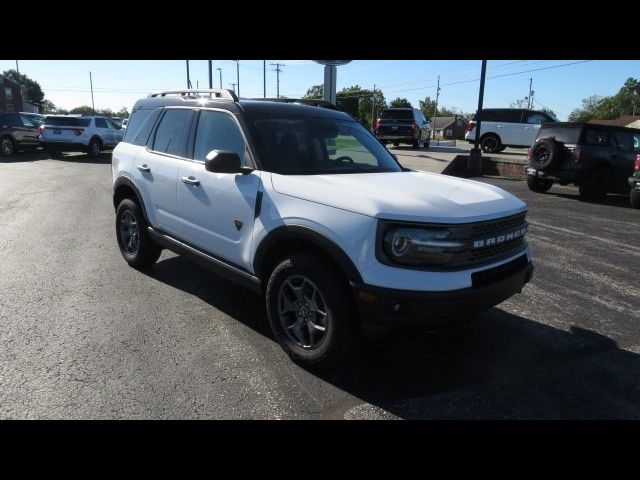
[253,225,363,286]
[113,177,149,222]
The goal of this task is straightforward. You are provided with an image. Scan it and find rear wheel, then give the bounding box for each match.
[115,198,162,269]
[265,251,358,369]
[579,168,609,202]
[87,138,102,158]
[480,134,501,153]
[527,175,553,193]
[423,138,430,148]
[0,136,15,157]
[630,189,640,209]
[412,138,420,149]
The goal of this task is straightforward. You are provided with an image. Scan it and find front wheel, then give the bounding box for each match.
[527,175,553,193]
[115,199,162,268]
[480,134,501,153]
[579,168,608,202]
[631,188,640,209]
[265,252,358,369]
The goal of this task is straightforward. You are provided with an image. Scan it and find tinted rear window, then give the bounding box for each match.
[122,109,161,145]
[380,109,413,119]
[474,109,523,123]
[538,125,582,144]
[46,116,91,127]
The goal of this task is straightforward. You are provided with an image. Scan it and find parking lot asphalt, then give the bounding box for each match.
[1,151,639,419]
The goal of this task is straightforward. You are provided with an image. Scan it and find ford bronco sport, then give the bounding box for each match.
[112,89,534,368]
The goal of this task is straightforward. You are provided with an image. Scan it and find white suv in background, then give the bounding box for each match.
[40,115,124,157]
[112,89,534,368]
[465,108,557,153]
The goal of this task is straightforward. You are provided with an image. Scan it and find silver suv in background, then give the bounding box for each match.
[40,115,124,157]
[465,108,557,153]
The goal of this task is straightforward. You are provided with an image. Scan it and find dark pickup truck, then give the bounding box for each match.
[374,108,431,149]
[525,122,640,207]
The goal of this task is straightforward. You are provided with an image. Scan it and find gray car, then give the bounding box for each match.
[0,112,42,156]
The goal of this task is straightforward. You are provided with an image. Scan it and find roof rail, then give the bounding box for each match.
[148,89,239,102]
[251,97,340,111]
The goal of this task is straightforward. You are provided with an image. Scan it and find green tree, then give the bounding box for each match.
[2,69,45,107]
[69,105,95,115]
[334,85,386,129]
[40,99,57,114]
[419,96,436,119]
[569,77,640,121]
[390,97,412,108]
[116,107,130,118]
[568,95,604,122]
[303,85,323,99]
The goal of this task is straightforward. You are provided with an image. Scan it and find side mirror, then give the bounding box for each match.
[205,150,252,174]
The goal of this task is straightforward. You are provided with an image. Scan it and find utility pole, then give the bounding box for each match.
[263,60,266,98]
[468,60,488,175]
[271,63,284,98]
[235,60,240,97]
[15,60,19,74]
[432,75,440,140]
[527,78,533,109]
[216,68,222,89]
[208,60,213,89]
[186,60,192,89]
[230,83,237,94]
[89,71,95,113]
[371,84,376,132]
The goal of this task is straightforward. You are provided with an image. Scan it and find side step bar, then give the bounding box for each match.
[147,227,262,294]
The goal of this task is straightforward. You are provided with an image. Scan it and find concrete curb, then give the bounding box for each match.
[442,155,528,180]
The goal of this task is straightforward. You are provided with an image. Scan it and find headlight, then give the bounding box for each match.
[383,227,464,266]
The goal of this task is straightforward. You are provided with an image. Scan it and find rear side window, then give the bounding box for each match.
[380,109,413,120]
[123,109,161,146]
[152,109,192,157]
[95,118,108,128]
[46,117,91,127]
[584,128,609,146]
[526,113,547,125]
[537,126,582,144]
[611,130,640,151]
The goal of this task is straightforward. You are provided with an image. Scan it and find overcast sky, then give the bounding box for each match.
[1,60,637,120]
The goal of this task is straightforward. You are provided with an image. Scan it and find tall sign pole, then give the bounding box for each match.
[208,61,213,89]
[89,71,95,113]
[314,61,352,105]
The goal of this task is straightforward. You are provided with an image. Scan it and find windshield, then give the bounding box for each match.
[248,116,402,175]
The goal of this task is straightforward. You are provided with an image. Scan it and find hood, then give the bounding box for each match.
[270,171,527,223]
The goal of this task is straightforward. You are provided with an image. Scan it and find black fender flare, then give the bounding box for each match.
[253,225,363,285]
[113,176,149,222]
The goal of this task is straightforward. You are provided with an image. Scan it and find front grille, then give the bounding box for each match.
[447,212,528,268]
[470,237,524,262]
[469,213,526,238]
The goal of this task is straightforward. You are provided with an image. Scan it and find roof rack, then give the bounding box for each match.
[251,97,340,111]
[148,89,238,102]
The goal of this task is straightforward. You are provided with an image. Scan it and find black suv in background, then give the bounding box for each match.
[374,108,431,148]
[0,112,42,156]
[526,122,640,202]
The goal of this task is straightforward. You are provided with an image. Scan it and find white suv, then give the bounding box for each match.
[112,89,534,367]
[465,108,557,153]
[41,115,124,157]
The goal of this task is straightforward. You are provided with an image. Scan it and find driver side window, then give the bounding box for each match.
[193,110,249,166]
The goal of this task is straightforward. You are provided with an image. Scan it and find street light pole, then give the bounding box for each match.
[263,60,266,98]
[432,75,440,140]
[217,68,222,89]
[236,60,240,97]
[208,60,213,89]
[89,71,95,113]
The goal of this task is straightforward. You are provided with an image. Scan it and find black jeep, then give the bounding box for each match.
[526,122,640,203]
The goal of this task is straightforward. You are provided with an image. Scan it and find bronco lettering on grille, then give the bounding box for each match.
[472,226,527,249]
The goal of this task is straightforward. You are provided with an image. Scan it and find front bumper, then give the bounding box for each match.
[353,255,533,326]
